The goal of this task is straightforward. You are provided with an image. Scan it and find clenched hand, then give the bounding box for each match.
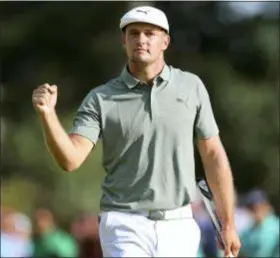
[32,83,57,114]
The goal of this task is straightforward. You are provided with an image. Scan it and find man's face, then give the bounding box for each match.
[248,202,269,223]
[34,209,54,233]
[122,23,170,65]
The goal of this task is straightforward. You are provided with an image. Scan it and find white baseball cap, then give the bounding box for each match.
[120,6,169,33]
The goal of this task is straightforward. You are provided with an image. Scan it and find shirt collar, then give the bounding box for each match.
[121,64,171,89]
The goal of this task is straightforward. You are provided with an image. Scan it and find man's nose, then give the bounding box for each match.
[136,32,147,45]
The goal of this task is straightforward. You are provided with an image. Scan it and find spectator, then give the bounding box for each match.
[1,207,16,257]
[1,207,33,257]
[13,212,34,256]
[234,203,253,235]
[239,189,279,257]
[234,193,253,236]
[32,208,78,257]
[71,212,103,258]
[192,199,220,257]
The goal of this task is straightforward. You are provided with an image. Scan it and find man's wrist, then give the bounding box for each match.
[221,220,235,231]
[39,109,56,121]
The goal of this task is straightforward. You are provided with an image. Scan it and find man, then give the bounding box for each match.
[1,208,33,257]
[12,212,34,257]
[239,189,279,257]
[70,212,103,258]
[234,194,253,236]
[32,5,240,257]
[192,199,220,257]
[32,208,78,257]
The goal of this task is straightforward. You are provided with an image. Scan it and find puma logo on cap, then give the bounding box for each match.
[136,9,150,15]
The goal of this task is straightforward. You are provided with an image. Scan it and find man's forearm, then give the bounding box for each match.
[39,110,78,171]
[203,147,236,229]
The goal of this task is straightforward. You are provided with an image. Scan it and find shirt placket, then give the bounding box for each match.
[137,79,161,121]
[150,84,158,121]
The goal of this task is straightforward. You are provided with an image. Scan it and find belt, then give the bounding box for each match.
[137,205,193,221]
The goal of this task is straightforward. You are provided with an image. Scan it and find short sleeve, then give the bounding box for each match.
[69,90,101,144]
[194,77,219,139]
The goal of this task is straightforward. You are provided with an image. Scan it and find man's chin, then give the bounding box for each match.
[130,56,150,64]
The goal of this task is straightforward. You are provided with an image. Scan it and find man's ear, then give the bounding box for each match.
[162,34,170,51]
[121,32,126,48]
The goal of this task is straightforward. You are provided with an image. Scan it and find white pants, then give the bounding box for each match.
[99,205,201,257]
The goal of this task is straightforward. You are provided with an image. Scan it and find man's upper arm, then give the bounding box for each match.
[68,133,94,161]
[194,76,219,140]
[196,135,223,158]
[69,89,101,149]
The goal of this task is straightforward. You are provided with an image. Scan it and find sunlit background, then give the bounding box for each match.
[1,1,279,257]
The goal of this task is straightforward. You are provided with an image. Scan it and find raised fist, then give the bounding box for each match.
[32,83,57,114]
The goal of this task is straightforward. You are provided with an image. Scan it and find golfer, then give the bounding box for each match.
[32,6,241,257]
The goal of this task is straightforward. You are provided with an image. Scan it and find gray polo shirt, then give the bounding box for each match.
[69,64,219,212]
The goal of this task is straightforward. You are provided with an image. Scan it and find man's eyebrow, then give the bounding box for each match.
[127,28,160,34]
[128,29,139,33]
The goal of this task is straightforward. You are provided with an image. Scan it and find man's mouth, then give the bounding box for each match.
[134,49,147,54]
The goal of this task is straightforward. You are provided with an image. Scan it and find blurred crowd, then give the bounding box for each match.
[1,207,102,258]
[1,189,279,257]
[193,189,279,257]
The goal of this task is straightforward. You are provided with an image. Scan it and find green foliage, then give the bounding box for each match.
[2,114,105,220]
